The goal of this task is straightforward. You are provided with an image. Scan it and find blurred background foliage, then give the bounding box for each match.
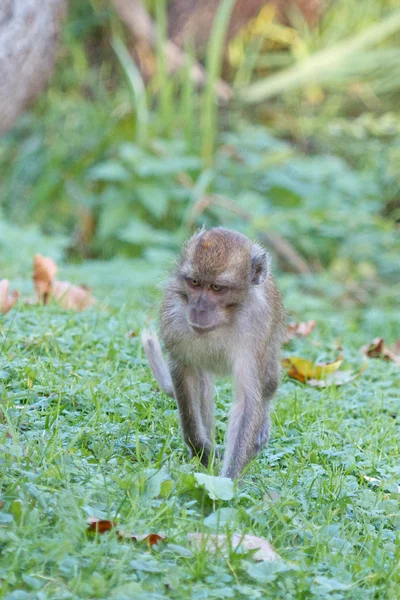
[0,0,399,309]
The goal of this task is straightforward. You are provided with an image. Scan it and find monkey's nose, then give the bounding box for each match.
[189,307,207,325]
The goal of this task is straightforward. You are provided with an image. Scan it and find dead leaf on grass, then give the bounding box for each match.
[282,354,344,383]
[33,254,95,310]
[361,338,400,365]
[33,254,57,302]
[363,475,400,494]
[120,532,166,546]
[284,320,316,343]
[126,330,138,338]
[87,518,117,533]
[87,519,165,546]
[0,279,19,314]
[282,354,367,388]
[187,533,279,562]
[52,281,96,311]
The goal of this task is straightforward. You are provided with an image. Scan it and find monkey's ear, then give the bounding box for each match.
[250,245,268,285]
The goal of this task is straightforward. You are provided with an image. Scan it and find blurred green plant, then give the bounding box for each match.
[0,0,399,299]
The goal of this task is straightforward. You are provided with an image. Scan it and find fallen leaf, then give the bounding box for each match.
[52,281,96,311]
[33,255,95,310]
[130,533,166,547]
[282,354,366,388]
[361,338,400,365]
[284,320,316,343]
[0,280,19,314]
[308,360,367,388]
[282,354,344,383]
[363,475,381,486]
[87,518,117,533]
[188,533,279,562]
[87,519,165,546]
[33,254,57,302]
[363,475,400,494]
[0,500,3,509]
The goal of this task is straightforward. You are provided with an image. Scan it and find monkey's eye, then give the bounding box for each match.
[210,284,223,292]
[189,278,200,287]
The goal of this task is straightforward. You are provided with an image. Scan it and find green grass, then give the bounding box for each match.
[1,260,399,600]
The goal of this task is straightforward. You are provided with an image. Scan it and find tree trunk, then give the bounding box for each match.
[0,0,67,134]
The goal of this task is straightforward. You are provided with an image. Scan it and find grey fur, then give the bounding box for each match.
[142,227,285,479]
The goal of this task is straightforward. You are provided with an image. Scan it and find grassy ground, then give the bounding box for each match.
[1,259,399,600]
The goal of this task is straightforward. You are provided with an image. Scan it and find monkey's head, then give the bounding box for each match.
[175,227,268,334]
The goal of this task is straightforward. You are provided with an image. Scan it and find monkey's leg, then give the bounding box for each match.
[199,373,215,442]
[221,370,264,479]
[255,358,280,453]
[169,361,211,466]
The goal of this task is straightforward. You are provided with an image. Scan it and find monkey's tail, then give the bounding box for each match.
[141,329,175,398]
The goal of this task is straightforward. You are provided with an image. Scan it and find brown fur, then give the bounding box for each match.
[142,227,285,479]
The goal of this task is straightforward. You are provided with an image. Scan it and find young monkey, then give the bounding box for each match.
[142,227,285,479]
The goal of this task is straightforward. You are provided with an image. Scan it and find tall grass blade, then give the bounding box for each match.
[201,0,236,166]
[180,40,197,150]
[155,0,173,137]
[112,35,149,145]
[241,10,400,104]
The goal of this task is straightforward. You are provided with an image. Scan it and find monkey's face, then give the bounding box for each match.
[180,276,245,334]
[175,228,268,335]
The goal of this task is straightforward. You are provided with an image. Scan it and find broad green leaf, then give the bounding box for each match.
[136,156,201,177]
[118,220,177,247]
[143,468,171,499]
[246,560,289,583]
[314,576,352,592]
[0,512,14,523]
[193,473,234,501]
[87,161,130,182]
[135,185,169,220]
[97,199,132,240]
[204,507,239,528]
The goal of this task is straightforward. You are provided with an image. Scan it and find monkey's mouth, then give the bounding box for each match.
[190,323,218,334]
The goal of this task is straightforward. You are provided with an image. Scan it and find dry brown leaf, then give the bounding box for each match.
[0,279,19,314]
[87,519,165,546]
[187,533,279,562]
[284,320,316,343]
[52,281,96,311]
[282,354,366,388]
[0,499,3,509]
[126,330,138,339]
[361,338,400,365]
[282,354,344,384]
[33,254,57,302]
[127,533,166,546]
[307,364,367,388]
[33,254,95,310]
[87,518,117,533]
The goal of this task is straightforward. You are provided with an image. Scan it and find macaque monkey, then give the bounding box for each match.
[142,227,285,479]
